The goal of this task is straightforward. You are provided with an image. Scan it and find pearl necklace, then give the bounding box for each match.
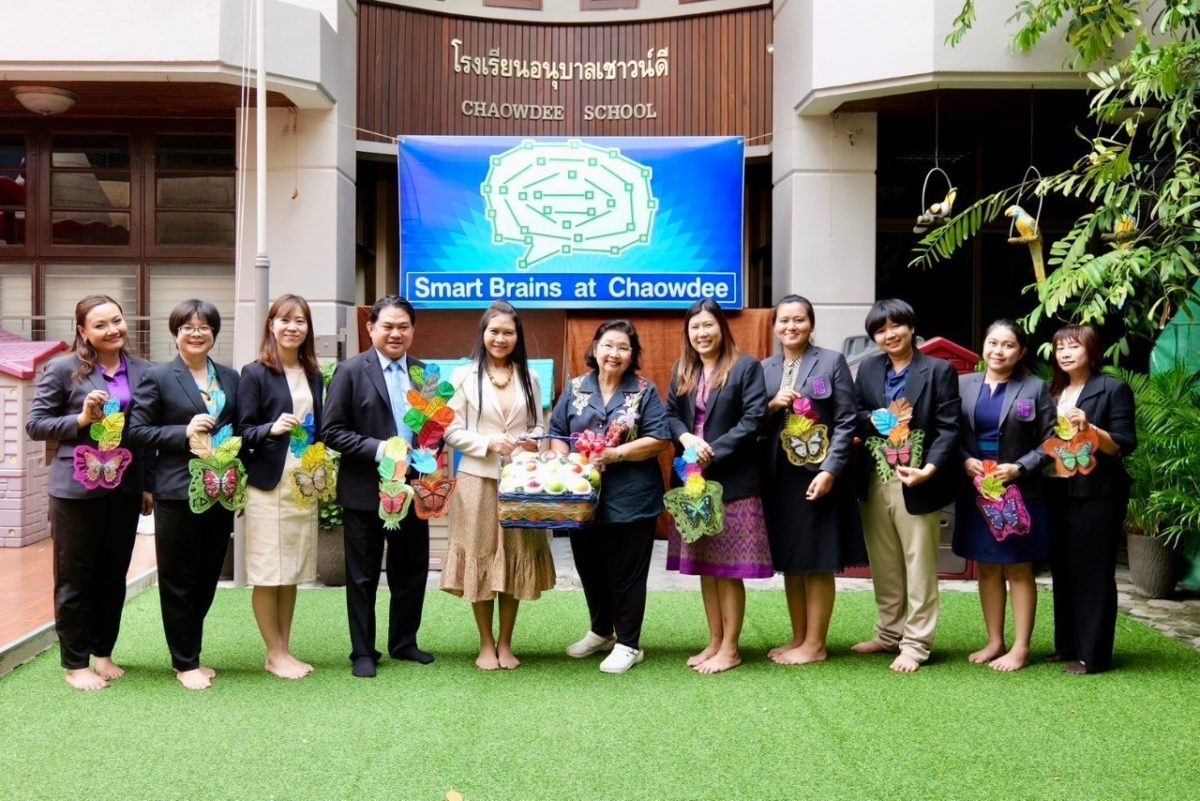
[486,364,512,389]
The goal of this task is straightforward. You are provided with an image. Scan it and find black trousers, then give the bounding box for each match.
[569,518,656,649]
[1050,491,1127,673]
[49,494,141,670]
[154,499,232,671]
[343,507,430,662]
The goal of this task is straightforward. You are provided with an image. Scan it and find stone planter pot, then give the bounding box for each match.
[317,527,346,587]
[1127,532,1181,599]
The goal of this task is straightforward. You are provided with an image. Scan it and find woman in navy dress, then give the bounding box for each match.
[952,320,1055,672]
[759,295,865,666]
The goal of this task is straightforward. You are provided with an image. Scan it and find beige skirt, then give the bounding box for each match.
[440,473,556,602]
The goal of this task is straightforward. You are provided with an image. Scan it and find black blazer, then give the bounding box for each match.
[667,354,767,501]
[126,356,241,501]
[958,372,1056,498]
[853,349,960,514]
[26,353,154,500]
[237,361,325,491]
[760,345,856,479]
[321,349,427,512]
[1055,372,1137,498]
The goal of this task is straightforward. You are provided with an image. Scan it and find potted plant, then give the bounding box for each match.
[1117,364,1200,598]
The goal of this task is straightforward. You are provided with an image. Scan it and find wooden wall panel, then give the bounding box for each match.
[358,2,771,142]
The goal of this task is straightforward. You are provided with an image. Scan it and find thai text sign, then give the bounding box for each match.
[399,136,744,309]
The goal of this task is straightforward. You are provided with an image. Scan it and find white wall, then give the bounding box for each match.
[374,0,767,24]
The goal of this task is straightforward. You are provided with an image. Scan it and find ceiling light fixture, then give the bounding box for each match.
[10,85,79,116]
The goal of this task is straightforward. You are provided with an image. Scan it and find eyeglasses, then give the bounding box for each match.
[597,343,632,354]
[180,325,213,336]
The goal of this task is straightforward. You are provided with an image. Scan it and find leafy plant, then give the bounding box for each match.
[318,360,342,530]
[921,2,1200,362]
[1113,363,1200,548]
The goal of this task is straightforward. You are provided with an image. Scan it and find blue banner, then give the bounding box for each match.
[398,136,744,309]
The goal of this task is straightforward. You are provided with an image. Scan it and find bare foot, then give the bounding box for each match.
[687,643,720,668]
[93,657,125,681]
[851,639,894,655]
[1043,652,1068,663]
[889,654,921,673]
[773,645,827,666]
[1063,660,1088,675]
[497,645,521,670]
[198,666,216,679]
[475,647,500,671]
[968,642,1006,665]
[989,647,1030,673]
[175,668,212,690]
[768,638,804,660]
[65,668,108,691]
[696,651,742,675]
[286,655,314,676]
[265,654,309,680]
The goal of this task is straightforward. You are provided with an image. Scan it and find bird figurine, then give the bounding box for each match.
[1100,212,1138,249]
[913,187,958,234]
[1005,204,1046,284]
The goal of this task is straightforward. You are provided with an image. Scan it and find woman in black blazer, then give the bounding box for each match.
[1046,324,1137,675]
[851,299,959,673]
[237,294,325,680]
[760,295,866,666]
[127,299,240,691]
[666,299,769,674]
[25,295,153,691]
[952,320,1055,672]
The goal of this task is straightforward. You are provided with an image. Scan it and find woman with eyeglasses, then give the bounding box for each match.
[128,300,240,690]
[548,320,670,674]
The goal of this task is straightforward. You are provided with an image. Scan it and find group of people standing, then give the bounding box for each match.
[26,290,1135,691]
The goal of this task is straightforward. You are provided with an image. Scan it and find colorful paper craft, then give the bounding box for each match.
[288,412,317,458]
[1042,416,1101,477]
[412,476,455,520]
[663,447,725,543]
[780,395,830,468]
[377,436,415,529]
[73,396,134,490]
[865,398,924,482]
[972,460,1031,541]
[289,442,338,511]
[187,424,248,513]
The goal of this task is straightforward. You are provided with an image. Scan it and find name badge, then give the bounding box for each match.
[1014,398,1035,422]
[806,375,832,400]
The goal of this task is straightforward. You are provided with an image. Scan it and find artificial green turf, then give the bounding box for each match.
[1,589,1197,801]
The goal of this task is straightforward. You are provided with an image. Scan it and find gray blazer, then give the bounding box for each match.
[26,353,154,500]
[958,372,1056,497]
[126,356,241,501]
[760,345,856,478]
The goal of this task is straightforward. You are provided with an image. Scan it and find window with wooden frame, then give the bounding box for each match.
[483,0,542,9]
[581,0,638,10]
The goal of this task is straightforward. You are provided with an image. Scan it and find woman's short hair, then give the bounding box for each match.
[864,298,916,338]
[584,320,643,374]
[168,299,222,338]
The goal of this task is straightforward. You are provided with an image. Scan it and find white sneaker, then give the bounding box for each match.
[565,631,617,658]
[599,644,645,674]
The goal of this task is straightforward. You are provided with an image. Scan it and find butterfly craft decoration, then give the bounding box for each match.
[1042,416,1101,477]
[378,436,416,530]
[972,460,1031,541]
[780,396,830,468]
[865,398,925,482]
[412,476,455,520]
[72,397,134,490]
[288,412,317,458]
[403,363,456,450]
[662,447,725,543]
[186,424,248,513]
[289,442,338,511]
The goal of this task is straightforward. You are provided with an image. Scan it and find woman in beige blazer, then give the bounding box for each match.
[441,301,555,670]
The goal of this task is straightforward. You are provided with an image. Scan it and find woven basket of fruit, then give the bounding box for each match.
[498,451,600,530]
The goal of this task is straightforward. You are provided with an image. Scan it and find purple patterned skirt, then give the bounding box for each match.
[666,496,774,579]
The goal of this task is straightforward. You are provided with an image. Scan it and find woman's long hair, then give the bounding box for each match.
[71,294,127,382]
[257,294,320,377]
[1049,324,1104,397]
[984,318,1030,380]
[469,301,538,429]
[674,299,740,396]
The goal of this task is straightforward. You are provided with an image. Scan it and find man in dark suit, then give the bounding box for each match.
[322,296,433,677]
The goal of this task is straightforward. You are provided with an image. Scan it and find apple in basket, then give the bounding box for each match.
[500,463,516,480]
[544,461,560,474]
[522,460,539,473]
[566,452,587,466]
[525,478,545,494]
[568,477,593,495]
[499,476,520,494]
[545,478,567,495]
[566,462,584,475]
[539,450,559,463]
[584,466,601,488]
[512,451,537,464]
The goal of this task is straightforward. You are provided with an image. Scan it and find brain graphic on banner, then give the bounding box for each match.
[481,139,658,270]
